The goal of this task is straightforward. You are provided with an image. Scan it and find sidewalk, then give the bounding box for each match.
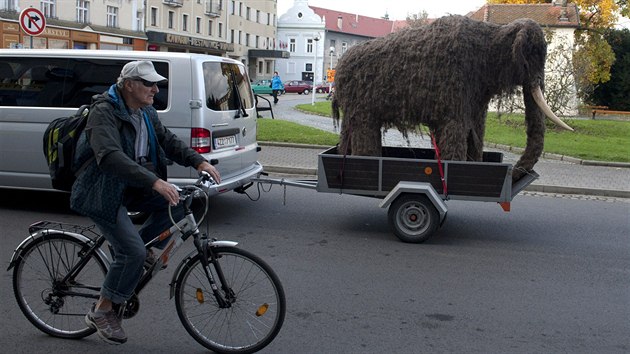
[256,95,630,199]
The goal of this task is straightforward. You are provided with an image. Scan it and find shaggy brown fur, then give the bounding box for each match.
[332,15,549,181]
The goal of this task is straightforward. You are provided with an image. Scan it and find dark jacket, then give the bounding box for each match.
[70,84,206,224]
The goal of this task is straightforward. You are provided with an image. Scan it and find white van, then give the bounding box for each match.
[0,49,262,195]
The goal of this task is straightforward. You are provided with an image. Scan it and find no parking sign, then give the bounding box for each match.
[19,7,46,36]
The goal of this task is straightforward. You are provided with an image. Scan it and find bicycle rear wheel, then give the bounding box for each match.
[12,233,107,338]
[174,246,285,354]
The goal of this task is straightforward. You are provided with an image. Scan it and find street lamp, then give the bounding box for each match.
[311,34,320,105]
[328,46,335,92]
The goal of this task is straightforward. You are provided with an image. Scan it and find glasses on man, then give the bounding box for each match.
[133,78,159,87]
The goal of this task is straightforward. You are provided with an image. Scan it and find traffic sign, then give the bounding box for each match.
[19,7,46,36]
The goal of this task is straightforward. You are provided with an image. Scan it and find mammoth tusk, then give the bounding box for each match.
[532,87,574,131]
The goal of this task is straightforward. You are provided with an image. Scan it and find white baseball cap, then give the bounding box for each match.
[119,60,167,83]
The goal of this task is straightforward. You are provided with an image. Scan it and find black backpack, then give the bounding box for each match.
[43,104,93,191]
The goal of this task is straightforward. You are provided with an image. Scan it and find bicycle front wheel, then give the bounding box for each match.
[174,246,286,354]
[12,233,107,338]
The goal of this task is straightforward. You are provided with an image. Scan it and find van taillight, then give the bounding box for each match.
[191,128,211,154]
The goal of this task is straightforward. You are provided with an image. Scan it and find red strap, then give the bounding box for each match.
[431,133,448,197]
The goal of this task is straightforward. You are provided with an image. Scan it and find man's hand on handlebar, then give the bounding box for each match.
[152,179,180,206]
[196,161,221,185]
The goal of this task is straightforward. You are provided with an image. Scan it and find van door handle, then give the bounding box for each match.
[189,100,202,109]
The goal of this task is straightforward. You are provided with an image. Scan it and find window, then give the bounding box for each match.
[150,7,157,27]
[106,6,118,28]
[267,13,271,25]
[230,29,234,43]
[1,0,18,11]
[196,17,201,33]
[218,23,223,38]
[256,10,260,23]
[208,20,213,35]
[0,57,169,109]
[182,14,188,31]
[258,61,263,74]
[306,39,314,53]
[76,0,89,23]
[306,63,313,72]
[40,0,56,18]
[246,7,250,20]
[255,35,259,49]
[289,38,296,53]
[245,33,250,47]
[203,62,253,111]
[342,42,348,54]
[238,2,242,16]
[168,11,174,29]
[230,0,235,15]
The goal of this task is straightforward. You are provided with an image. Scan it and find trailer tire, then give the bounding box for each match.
[388,194,439,243]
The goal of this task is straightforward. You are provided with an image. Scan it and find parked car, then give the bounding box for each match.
[283,80,313,94]
[251,79,273,95]
[315,83,333,93]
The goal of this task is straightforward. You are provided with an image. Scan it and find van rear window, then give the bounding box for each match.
[0,57,169,110]
[203,62,253,111]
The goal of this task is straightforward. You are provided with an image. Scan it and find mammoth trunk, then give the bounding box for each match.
[513,87,545,181]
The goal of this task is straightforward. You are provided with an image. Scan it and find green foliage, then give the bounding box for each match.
[591,29,630,110]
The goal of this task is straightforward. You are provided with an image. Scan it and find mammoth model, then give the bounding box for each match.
[332,15,573,181]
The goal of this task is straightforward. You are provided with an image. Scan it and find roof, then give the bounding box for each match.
[469,3,580,28]
[309,6,397,38]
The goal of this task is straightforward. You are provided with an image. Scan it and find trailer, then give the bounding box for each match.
[254,146,538,243]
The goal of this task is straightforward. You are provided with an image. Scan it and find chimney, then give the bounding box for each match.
[558,0,569,22]
[337,16,343,30]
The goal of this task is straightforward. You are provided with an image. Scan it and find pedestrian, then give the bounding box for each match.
[70,60,221,345]
[271,71,283,104]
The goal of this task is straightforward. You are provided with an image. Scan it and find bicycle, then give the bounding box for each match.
[7,172,286,354]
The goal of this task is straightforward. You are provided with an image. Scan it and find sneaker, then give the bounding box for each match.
[85,306,127,344]
[144,249,167,270]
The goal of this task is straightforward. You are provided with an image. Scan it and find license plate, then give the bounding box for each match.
[214,135,237,149]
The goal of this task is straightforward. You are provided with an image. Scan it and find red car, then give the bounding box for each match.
[315,83,333,93]
[283,80,313,94]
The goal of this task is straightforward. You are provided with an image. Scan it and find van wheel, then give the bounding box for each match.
[388,194,438,243]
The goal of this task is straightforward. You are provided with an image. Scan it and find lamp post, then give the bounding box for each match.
[328,46,335,92]
[311,34,320,105]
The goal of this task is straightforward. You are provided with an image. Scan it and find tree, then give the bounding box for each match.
[591,28,630,110]
[405,10,430,27]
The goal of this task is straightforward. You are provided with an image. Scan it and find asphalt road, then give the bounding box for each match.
[1,186,629,353]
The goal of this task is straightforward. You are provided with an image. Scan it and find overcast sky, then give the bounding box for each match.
[277,0,488,21]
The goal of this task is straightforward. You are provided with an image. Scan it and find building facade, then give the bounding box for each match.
[277,0,399,85]
[0,0,147,50]
[0,0,283,81]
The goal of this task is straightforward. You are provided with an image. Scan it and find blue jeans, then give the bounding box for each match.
[94,193,183,304]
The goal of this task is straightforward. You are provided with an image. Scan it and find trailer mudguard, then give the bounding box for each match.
[379,181,448,223]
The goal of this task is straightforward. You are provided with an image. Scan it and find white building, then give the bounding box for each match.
[276,0,325,84]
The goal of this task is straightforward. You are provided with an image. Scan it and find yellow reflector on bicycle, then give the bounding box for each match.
[196,288,204,304]
[256,303,269,317]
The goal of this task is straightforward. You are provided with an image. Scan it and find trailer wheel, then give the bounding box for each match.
[388,194,439,243]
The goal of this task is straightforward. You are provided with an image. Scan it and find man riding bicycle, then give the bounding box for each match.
[70,60,221,344]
